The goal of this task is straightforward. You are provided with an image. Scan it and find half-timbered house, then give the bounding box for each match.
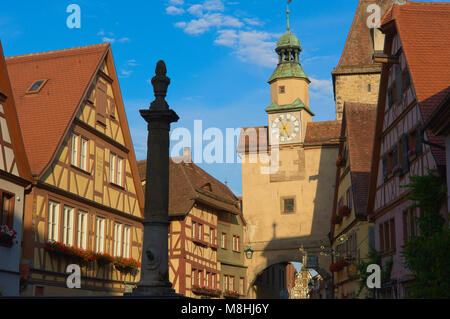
[138,149,241,298]
[368,2,449,298]
[330,102,377,299]
[5,43,145,296]
[0,41,33,296]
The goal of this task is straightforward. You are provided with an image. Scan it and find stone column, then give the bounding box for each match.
[132,60,179,296]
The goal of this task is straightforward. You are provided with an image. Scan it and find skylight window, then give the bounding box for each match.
[26,80,47,94]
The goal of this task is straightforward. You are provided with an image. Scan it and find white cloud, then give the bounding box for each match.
[166,6,185,15]
[167,0,279,67]
[169,0,184,5]
[243,18,262,26]
[97,30,105,36]
[214,29,279,67]
[203,0,225,12]
[118,37,131,43]
[102,37,115,43]
[176,13,243,35]
[119,69,133,78]
[310,78,333,95]
[127,59,139,66]
[187,4,204,17]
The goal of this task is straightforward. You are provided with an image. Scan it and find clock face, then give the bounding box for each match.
[271,113,300,143]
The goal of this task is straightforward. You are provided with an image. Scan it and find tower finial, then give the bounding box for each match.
[287,0,292,32]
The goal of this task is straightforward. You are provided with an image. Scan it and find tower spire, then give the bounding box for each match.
[287,0,291,32]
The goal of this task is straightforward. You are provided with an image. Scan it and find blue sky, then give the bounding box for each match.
[0,0,444,196]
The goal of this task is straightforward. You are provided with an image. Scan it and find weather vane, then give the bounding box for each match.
[287,0,292,32]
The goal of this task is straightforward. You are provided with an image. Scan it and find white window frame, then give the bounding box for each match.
[113,222,122,257]
[221,233,226,249]
[95,217,105,253]
[110,152,116,184]
[210,227,214,245]
[77,210,88,249]
[48,201,60,242]
[80,137,88,171]
[123,225,131,258]
[117,157,123,186]
[62,206,74,246]
[71,134,79,166]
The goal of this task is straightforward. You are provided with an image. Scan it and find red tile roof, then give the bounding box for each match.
[333,0,395,75]
[381,1,450,165]
[303,120,342,146]
[344,103,377,218]
[0,41,32,180]
[5,44,108,175]
[137,159,240,217]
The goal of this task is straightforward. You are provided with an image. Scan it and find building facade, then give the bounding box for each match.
[0,41,33,296]
[332,0,394,120]
[138,150,244,299]
[368,2,449,298]
[238,10,341,292]
[330,103,377,299]
[217,207,247,299]
[6,44,145,296]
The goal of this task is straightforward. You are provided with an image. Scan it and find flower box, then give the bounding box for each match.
[0,225,18,248]
[329,260,348,272]
[94,253,115,266]
[223,290,241,299]
[191,285,221,297]
[338,205,351,217]
[44,241,96,264]
[113,256,140,274]
[331,214,343,225]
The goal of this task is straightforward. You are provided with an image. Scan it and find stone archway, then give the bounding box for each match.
[245,240,333,298]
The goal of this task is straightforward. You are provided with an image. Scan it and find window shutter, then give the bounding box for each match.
[387,88,393,108]
[396,67,403,102]
[392,146,399,167]
[368,226,375,249]
[390,218,396,250]
[401,133,409,173]
[416,125,423,155]
[382,155,388,181]
[379,224,384,252]
[96,81,107,125]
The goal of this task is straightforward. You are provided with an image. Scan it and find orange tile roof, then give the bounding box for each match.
[344,103,377,218]
[137,159,240,217]
[5,44,108,175]
[0,41,32,180]
[304,120,342,146]
[333,0,395,75]
[382,1,450,164]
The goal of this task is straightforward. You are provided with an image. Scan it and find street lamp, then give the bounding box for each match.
[245,245,254,259]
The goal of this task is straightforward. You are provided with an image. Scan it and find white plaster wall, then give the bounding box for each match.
[0,178,25,296]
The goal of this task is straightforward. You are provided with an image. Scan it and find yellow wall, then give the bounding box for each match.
[270,78,310,107]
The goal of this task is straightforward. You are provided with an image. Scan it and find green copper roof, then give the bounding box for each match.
[265,97,314,116]
[276,31,301,49]
[268,62,310,83]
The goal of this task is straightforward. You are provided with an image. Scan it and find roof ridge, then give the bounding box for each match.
[5,43,109,62]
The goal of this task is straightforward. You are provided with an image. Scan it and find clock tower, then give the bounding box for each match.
[267,7,314,146]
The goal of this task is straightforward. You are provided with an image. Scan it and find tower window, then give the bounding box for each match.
[368,84,371,92]
[279,86,285,94]
[281,197,296,214]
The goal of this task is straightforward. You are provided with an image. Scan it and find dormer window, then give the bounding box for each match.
[26,80,47,94]
[279,86,286,94]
